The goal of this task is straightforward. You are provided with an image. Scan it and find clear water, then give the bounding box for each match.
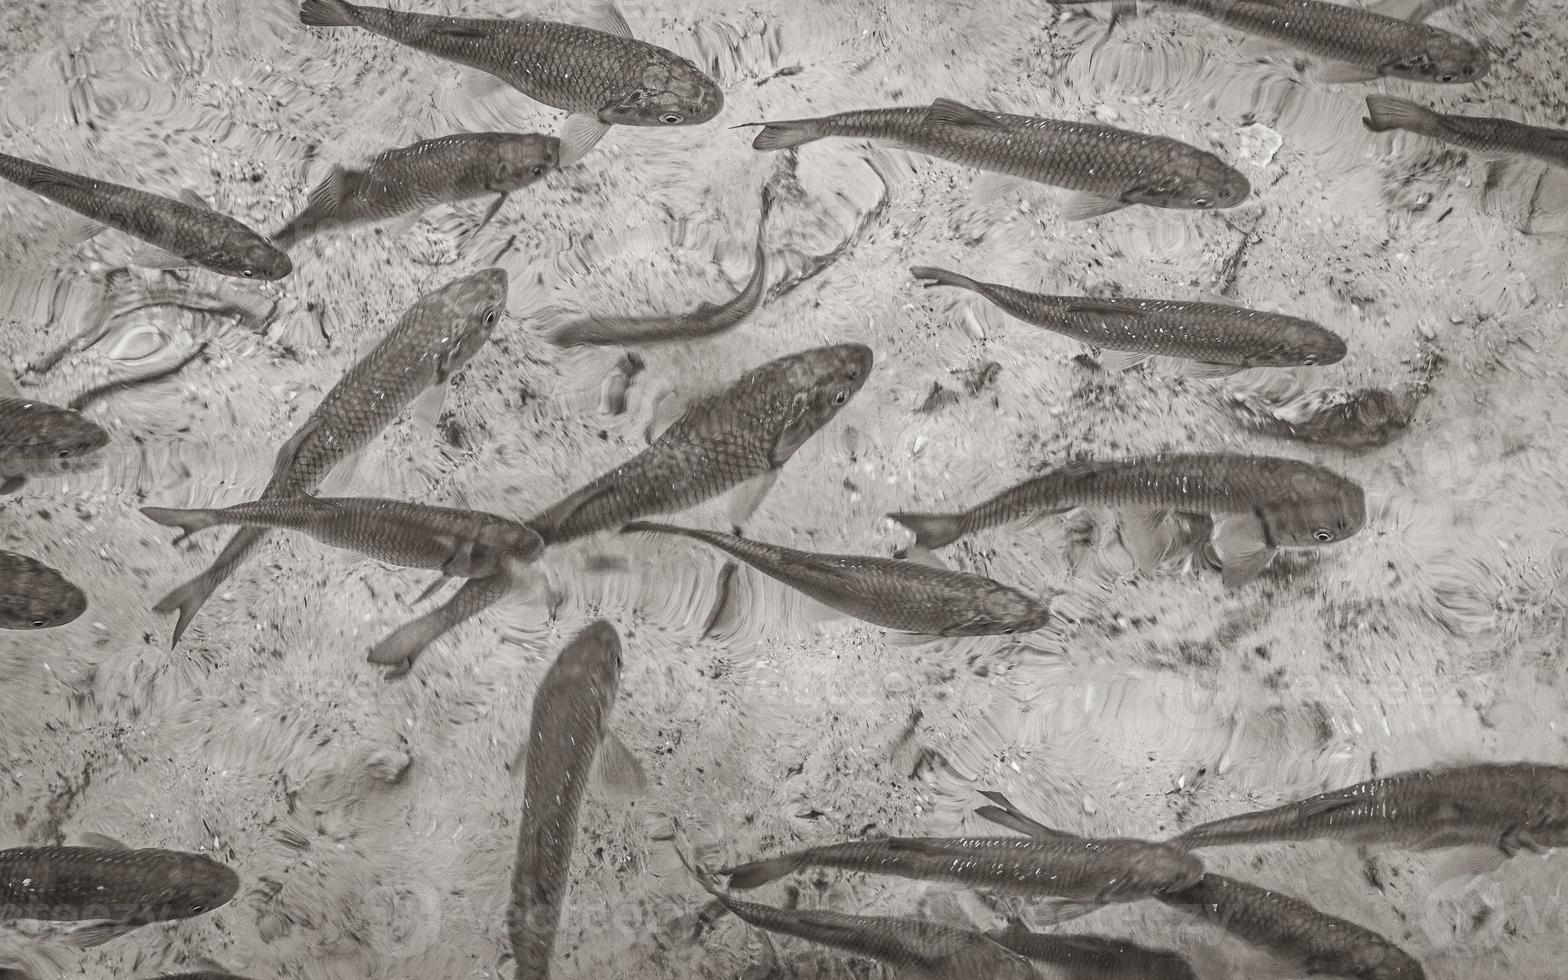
[1,0,1565,977]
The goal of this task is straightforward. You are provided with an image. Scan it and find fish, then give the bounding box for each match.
[509,621,639,980]
[0,842,239,948]
[272,132,560,250]
[1049,0,1488,84]
[744,98,1249,220]
[1158,873,1426,979]
[1170,763,1568,858]
[547,185,773,347]
[1363,95,1568,169]
[910,266,1346,378]
[142,974,257,980]
[299,0,724,166]
[0,551,87,630]
[0,396,109,494]
[141,496,543,582]
[621,521,1052,636]
[1222,382,1413,450]
[151,268,508,646]
[527,343,871,545]
[985,919,1198,979]
[367,567,518,673]
[0,150,291,280]
[888,452,1366,589]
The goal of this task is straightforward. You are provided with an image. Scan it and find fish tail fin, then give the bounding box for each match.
[887,511,967,550]
[1363,95,1437,134]
[151,526,269,646]
[300,0,359,27]
[909,265,980,292]
[717,853,804,890]
[744,119,826,151]
[140,506,224,545]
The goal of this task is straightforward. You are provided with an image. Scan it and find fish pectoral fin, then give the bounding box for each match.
[129,243,195,271]
[970,172,1027,206]
[884,837,950,856]
[924,97,1008,130]
[59,214,109,246]
[461,70,512,99]
[76,832,131,849]
[1030,899,1106,926]
[975,791,1075,838]
[1175,359,1243,379]
[768,391,816,465]
[388,209,426,237]
[1096,348,1153,373]
[1318,62,1383,84]
[584,0,637,38]
[644,388,691,444]
[469,192,508,241]
[591,731,648,798]
[316,444,368,498]
[1429,845,1509,883]
[1120,507,1176,572]
[726,469,780,530]
[409,380,449,428]
[1210,513,1275,589]
[560,114,613,168]
[1059,191,1129,221]
[64,920,138,949]
[177,188,212,210]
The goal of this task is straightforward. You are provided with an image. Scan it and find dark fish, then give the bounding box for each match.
[527,343,871,545]
[1159,873,1425,980]
[367,566,515,672]
[622,521,1052,636]
[300,0,723,166]
[986,920,1198,979]
[273,132,560,249]
[1051,0,1488,84]
[719,834,1202,902]
[141,496,543,578]
[0,396,109,494]
[910,266,1346,377]
[509,621,633,980]
[548,185,773,347]
[1223,383,1412,450]
[151,268,508,646]
[0,843,239,948]
[1172,763,1568,856]
[1364,95,1568,168]
[0,151,290,280]
[746,98,1249,220]
[0,551,86,630]
[140,975,256,980]
[888,453,1366,588]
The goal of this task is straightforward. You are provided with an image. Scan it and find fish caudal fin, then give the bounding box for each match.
[140,506,225,545]
[151,571,225,646]
[887,511,966,550]
[909,265,980,292]
[745,119,825,151]
[1363,95,1437,134]
[718,853,804,890]
[300,0,359,27]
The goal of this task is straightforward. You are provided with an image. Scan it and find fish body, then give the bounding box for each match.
[1053,0,1488,84]
[720,835,1203,902]
[0,845,238,930]
[0,151,290,280]
[986,923,1198,979]
[1159,873,1425,979]
[141,496,543,575]
[369,566,514,671]
[1363,96,1568,168]
[0,551,86,629]
[274,132,559,249]
[510,621,625,980]
[528,343,871,544]
[1172,763,1568,855]
[151,268,509,645]
[911,267,1346,373]
[1224,384,1412,450]
[749,98,1249,220]
[0,396,109,493]
[623,521,1051,636]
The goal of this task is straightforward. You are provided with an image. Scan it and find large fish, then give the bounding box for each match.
[985,920,1198,979]
[1050,0,1488,84]
[622,521,1052,636]
[527,343,871,545]
[910,266,1346,377]
[151,268,508,645]
[547,185,772,347]
[299,0,724,166]
[889,453,1366,588]
[0,842,239,948]
[746,98,1249,220]
[0,551,86,630]
[0,151,290,280]
[1159,873,1425,979]
[0,396,109,495]
[1363,95,1568,169]
[509,621,637,980]
[273,132,560,249]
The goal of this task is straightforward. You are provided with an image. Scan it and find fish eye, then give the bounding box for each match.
[1001,626,1015,635]
[241,269,255,278]
[485,310,500,326]
[31,619,46,627]
[530,164,546,177]
[57,449,72,458]
[832,391,848,406]
[659,112,683,125]
[1314,528,1335,542]
[1439,72,1455,82]
[1193,197,1212,208]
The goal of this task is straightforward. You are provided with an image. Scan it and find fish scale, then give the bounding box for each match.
[0,845,238,924]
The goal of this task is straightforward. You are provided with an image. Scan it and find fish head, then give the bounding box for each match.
[597,55,724,127]
[1384,36,1490,84]
[1346,943,1427,980]
[157,855,240,919]
[1127,155,1250,212]
[1264,478,1367,548]
[1250,321,1347,368]
[429,268,510,380]
[1142,843,1207,896]
[488,134,561,192]
[0,401,109,477]
[772,342,873,446]
[0,559,86,630]
[485,518,546,564]
[560,619,624,688]
[953,585,1053,636]
[214,234,293,281]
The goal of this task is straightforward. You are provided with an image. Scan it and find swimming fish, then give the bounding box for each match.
[1363,95,1568,169]
[985,919,1198,979]
[151,268,508,646]
[1050,0,1488,84]
[1222,382,1413,451]
[0,551,86,630]
[509,621,639,980]
[273,132,560,249]
[1159,873,1426,980]
[889,452,1366,588]
[299,0,724,166]
[621,521,1052,636]
[547,184,773,347]
[0,150,290,280]
[0,396,109,494]
[368,567,515,673]
[1171,763,1568,857]
[527,343,871,545]
[746,98,1249,220]
[0,842,239,948]
[910,266,1346,377]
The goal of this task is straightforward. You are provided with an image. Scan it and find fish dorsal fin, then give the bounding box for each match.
[304,165,356,218]
[430,22,492,38]
[1288,791,1368,818]
[177,188,212,211]
[271,414,324,482]
[585,0,636,38]
[884,837,949,856]
[1067,299,1146,318]
[590,731,648,799]
[925,98,1007,130]
[77,832,130,850]
[976,791,1075,838]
